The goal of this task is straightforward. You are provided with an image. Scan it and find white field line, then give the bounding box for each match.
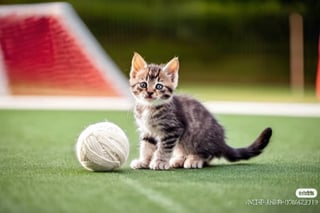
[204,101,320,117]
[0,96,133,111]
[119,176,187,213]
[0,96,319,117]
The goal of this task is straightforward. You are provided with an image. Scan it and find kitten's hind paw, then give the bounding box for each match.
[130,159,149,169]
[184,155,205,169]
[149,159,170,170]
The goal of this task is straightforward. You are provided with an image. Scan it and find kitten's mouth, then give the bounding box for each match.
[145,95,156,101]
[146,96,155,100]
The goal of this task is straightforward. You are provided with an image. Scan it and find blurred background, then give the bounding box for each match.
[1,0,319,101]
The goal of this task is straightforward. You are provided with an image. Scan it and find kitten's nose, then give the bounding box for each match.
[147,91,154,96]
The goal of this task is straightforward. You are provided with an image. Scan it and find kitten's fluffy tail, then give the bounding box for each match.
[223,127,272,162]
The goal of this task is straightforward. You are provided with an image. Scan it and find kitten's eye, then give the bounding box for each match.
[155,83,163,90]
[140,82,147,88]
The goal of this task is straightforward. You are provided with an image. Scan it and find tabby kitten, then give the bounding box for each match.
[129,52,272,170]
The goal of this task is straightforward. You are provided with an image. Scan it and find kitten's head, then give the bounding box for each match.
[129,52,179,105]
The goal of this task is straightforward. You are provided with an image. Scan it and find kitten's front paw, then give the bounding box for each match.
[169,157,185,168]
[130,159,149,169]
[149,159,170,170]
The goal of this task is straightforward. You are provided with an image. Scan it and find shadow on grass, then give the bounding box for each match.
[72,162,269,175]
[71,160,319,181]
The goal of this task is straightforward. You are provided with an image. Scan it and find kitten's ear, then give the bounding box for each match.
[163,57,179,88]
[130,52,147,78]
[163,57,179,75]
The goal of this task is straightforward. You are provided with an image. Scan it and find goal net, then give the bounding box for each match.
[0,2,129,97]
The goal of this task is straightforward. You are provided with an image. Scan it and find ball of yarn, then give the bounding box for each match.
[76,121,130,171]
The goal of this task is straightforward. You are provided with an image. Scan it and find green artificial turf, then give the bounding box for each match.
[0,110,319,213]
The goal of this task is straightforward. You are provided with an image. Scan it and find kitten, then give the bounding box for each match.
[129,52,272,170]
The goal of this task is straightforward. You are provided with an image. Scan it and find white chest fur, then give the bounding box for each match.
[137,109,151,133]
[135,106,162,138]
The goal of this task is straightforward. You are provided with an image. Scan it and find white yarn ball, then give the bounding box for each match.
[76,122,130,171]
